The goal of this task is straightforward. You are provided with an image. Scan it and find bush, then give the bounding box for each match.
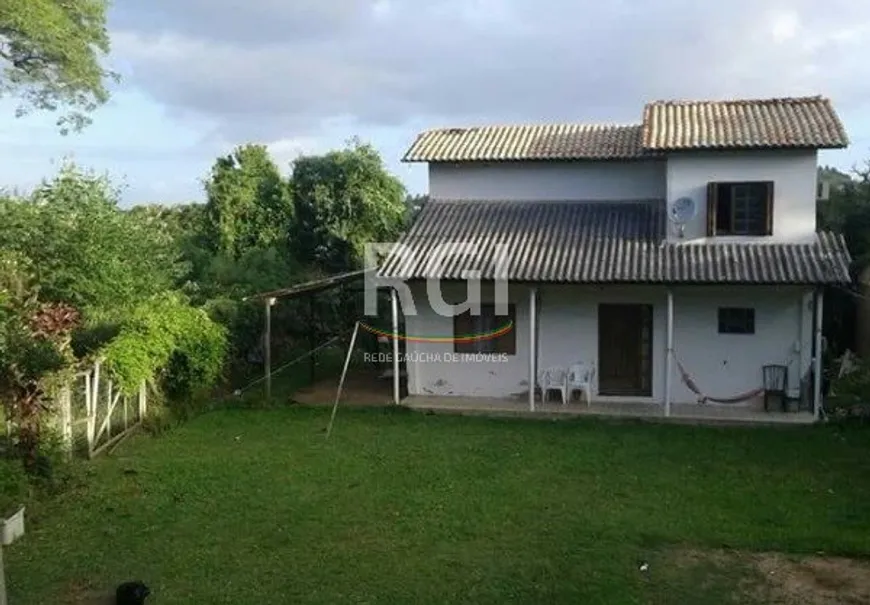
[102,293,228,398]
[0,456,29,517]
[830,360,870,403]
[827,360,870,423]
[140,403,175,437]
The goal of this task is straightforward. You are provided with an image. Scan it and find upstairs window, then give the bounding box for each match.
[454,303,516,355]
[718,308,755,335]
[706,181,774,236]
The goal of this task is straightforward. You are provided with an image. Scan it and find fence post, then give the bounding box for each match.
[106,381,113,440]
[0,542,7,605]
[138,380,147,419]
[88,361,100,456]
[59,384,73,457]
[265,297,275,400]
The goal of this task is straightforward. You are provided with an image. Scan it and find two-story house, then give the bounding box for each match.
[378,96,851,422]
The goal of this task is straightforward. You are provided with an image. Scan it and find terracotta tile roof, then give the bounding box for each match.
[642,96,848,150]
[402,123,648,162]
[403,96,848,162]
[378,199,851,285]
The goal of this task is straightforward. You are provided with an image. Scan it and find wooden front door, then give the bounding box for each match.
[598,303,653,396]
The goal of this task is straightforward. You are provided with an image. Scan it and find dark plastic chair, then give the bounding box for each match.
[763,365,788,412]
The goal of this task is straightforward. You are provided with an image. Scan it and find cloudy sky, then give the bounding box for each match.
[1,0,869,205]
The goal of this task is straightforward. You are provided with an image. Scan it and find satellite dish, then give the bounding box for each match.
[669,197,696,238]
[669,197,697,224]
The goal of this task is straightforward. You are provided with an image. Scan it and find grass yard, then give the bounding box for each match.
[5,406,870,604]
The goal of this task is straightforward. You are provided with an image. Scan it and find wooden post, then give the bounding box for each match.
[88,361,100,455]
[391,288,400,405]
[326,322,361,439]
[813,289,824,421]
[83,371,91,437]
[139,380,147,419]
[309,295,316,385]
[59,385,73,457]
[665,289,674,418]
[0,542,7,605]
[529,287,537,411]
[106,381,113,440]
[265,297,275,400]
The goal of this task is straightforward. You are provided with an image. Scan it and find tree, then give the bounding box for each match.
[0,0,115,133]
[819,161,870,268]
[819,165,853,188]
[127,202,213,293]
[203,144,293,258]
[817,160,870,354]
[405,193,428,224]
[291,141,407,272]
[0,164,182,314]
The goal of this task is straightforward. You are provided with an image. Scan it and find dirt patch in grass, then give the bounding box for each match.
[754,553,870,604]
[665,548,870,604]
[289,371,391,406]
[61,579,112,604]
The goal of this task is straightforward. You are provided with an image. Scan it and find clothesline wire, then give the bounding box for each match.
[232,326,357,396]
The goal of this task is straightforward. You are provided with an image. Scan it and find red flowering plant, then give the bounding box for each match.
[0,253,80,468]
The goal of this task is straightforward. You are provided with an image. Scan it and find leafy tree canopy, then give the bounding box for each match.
[0,164,182,314]
[819,160,870,269]
[292,140,407,273]
[0,0,115,133]
[203,144,293,259]
[819,165,853,186]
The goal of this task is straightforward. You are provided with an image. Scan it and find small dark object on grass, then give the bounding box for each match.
[123,468,138,476]
[116,581,150,604]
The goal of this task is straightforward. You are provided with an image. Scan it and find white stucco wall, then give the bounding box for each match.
[535,285,666,401]
[667,286,813,404]
[402,282,813,405]
[428,160,666,200]
[666,150,819,242]
[402,282,531,398]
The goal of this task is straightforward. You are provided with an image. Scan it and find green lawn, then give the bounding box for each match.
[6,406,870,604]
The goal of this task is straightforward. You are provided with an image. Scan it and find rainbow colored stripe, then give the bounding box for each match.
[359,319,514,344]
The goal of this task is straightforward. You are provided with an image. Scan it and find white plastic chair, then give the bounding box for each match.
[540,366,568,405]
[568,362,595,406]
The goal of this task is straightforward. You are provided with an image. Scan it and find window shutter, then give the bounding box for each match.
[706,182,718,236]
[764,181,774,235]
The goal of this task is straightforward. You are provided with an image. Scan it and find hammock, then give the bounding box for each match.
[674,357,764,405]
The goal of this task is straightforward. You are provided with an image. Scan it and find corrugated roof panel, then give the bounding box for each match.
[642,96,848,150]
[378,199,851,285]
[403,124,649,162]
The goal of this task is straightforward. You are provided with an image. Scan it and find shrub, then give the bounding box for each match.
[827,359,870,423]
[102,293,228,399]
[0,456,29,517]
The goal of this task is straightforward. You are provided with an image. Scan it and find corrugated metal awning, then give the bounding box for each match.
[378,199,851,285]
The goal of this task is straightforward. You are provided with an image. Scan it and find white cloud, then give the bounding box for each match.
[107,0,870,146]
[266,136,329,170]
[5,0,870,204]
[768,9,800,43]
